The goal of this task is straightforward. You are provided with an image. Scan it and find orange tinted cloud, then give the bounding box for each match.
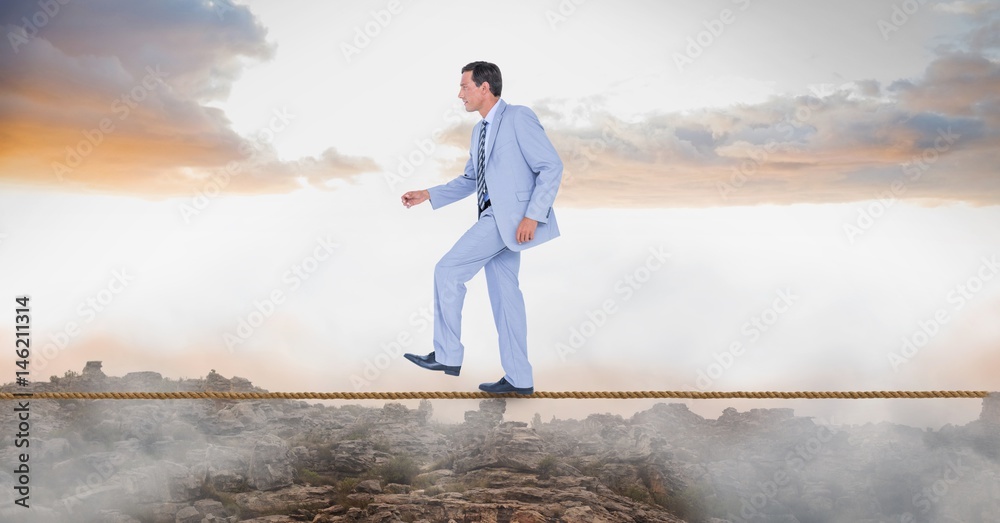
[536,51,999,207]
[0,0,376,195]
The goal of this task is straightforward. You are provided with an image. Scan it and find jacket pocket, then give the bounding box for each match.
[516,190,532,201]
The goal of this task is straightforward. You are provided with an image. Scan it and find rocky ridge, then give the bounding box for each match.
[0,362,997,523]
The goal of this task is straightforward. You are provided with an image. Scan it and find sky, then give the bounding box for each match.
[0,0,998,427]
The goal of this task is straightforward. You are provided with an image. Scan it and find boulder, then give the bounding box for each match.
[354,479,382,493]
[174,505,202,523]
[248,434,294,490]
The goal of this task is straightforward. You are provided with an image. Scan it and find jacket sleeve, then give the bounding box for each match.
[513,107,563,223]
[427,151,477,209]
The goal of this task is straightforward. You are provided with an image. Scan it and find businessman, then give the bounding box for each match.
[400,61,563,395]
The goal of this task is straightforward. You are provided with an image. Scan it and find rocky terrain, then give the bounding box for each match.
[0,362,997,523]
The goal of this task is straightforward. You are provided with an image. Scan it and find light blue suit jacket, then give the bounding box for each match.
[428,99,563,252]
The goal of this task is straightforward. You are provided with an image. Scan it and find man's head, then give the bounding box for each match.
[459,61,502,115]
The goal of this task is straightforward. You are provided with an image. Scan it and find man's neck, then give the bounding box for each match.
[479,97,499,118]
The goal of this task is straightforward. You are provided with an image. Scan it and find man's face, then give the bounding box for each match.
[458,71,489,113]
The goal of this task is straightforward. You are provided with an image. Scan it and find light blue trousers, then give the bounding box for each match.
[431,207,533,388]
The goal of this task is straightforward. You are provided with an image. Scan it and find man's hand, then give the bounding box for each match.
[401,190,430,208]
[516,217,538,244]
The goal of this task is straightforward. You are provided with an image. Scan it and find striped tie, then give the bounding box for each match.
[476,120,489,214]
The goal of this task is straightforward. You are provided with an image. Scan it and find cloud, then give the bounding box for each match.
[892,53,1000,119]
[0,0,375,194]
[529,53,1000,207]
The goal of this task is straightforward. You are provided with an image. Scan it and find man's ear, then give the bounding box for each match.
[481,81,490,94]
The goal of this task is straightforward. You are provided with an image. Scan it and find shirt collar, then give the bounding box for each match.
[483,98,503,125]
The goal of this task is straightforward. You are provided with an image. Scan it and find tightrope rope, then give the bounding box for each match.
[0,390,991,400]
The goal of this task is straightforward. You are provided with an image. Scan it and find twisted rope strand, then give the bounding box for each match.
[0,390,990,400]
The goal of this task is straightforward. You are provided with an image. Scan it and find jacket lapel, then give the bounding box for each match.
[485,99,507,166]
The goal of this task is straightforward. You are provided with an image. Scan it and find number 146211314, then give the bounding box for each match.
[15,296,31,385]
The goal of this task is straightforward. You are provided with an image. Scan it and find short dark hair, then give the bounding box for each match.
[462,61,502,97]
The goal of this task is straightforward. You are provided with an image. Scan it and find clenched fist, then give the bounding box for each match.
[401,190,430,208]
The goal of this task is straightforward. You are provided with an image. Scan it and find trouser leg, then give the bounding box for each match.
[485,247,532,388]
[432,213,507,367]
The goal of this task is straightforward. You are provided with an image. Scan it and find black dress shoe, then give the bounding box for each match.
[479,377,533,395]
[403,352,461,376]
